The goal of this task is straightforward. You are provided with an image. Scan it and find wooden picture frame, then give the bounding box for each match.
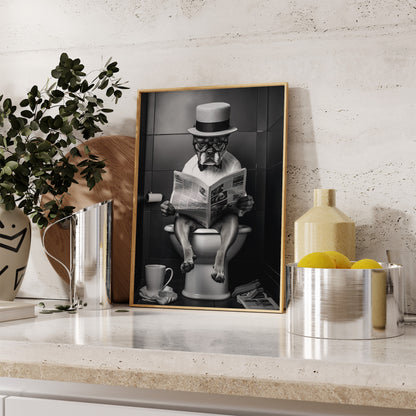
[129,83,288,312]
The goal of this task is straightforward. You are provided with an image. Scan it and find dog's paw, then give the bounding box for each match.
[181,260,195,274]
[211,270,225,283]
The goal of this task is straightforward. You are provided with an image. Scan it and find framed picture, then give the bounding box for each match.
[129,83,288,312]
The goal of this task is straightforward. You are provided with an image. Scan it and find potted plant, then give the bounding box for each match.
[0,52,128,300]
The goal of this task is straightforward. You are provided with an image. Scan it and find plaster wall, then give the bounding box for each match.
[0,0,415,299]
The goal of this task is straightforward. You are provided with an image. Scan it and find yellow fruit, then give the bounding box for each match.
[324,251,351,269]
[298,252,336,268]
[351,259,382,269]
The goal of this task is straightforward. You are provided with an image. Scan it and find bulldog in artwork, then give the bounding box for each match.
[161,102,254,283]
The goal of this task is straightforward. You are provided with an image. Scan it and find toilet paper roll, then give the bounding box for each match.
[146,192,163,203]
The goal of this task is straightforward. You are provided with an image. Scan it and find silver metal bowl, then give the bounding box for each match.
[286,263,404,339]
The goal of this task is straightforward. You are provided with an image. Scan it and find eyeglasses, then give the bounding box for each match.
[193,136,228,152]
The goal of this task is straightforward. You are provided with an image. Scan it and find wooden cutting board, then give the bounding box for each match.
[41,135,135,303]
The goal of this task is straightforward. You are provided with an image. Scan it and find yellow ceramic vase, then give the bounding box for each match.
[294,189,355,262]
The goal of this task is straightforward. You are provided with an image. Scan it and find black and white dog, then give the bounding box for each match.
[161,102,254,283]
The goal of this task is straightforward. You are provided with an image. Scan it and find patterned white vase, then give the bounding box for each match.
[0,204,31,300]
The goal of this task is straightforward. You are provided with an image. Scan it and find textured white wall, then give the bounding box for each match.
[1,0,415,297]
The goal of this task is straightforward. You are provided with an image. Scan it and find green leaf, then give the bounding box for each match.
[0,182,14,192]
[21,110,33,118]
[15,141,26,154]
[87,177,95,189]
[37,216,49,228]
[43,200,57,210]
[80,80,90,93]
[38,141,52,152]
[106,87,114,97]
[60,52,69,63]
[22,126,32,136]
[3,166,12,175]
[55,304,71,310]
[70,148,81,157]
[30,120,39,130]
[53,116,64,129]
[93,170,102,182]
[30,85,39,97]
[4,198,16,211]
[98,79,109,90]
[3,98,12,111]
[6,160,18,170]
[35,152,52,162]
[51,89,64,98]
[60,123,73,135]
[50,96,64,104]
[10,117,21,131]
[98,113,108,124]
[7,129,18,138]
[51,69,61,79]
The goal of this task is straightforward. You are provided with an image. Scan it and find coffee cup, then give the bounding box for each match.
[145,264,173,297]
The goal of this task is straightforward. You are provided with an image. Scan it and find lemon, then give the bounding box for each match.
[298,252,336,268]
[351,259,382,269]
[324,251,351,269]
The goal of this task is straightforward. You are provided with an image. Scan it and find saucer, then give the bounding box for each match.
[139,286,178,305]
[139,286,160,299]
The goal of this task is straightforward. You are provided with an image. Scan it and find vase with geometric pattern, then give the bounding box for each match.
[0,204,31,300]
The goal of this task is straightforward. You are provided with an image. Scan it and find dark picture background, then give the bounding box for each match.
[133,85,286,310]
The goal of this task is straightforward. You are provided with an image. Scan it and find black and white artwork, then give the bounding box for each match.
[130,84,288,312]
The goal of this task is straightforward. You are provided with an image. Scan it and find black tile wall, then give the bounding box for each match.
[268,86,285,130]
[149,170,174,209]
[267,123,284,169]
[153,134,194,171]
[145,92,155,135]
[257,87,269,132]
[255,131,267,170]
[264,163,283,277]
[144,134,154,172]
[227,131,257,170]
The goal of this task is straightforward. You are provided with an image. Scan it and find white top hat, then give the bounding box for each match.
[188,102,238,137]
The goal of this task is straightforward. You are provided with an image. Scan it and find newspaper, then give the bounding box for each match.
[170,168,247,228]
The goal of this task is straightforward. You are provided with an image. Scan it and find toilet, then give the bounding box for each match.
[164,224,251,300]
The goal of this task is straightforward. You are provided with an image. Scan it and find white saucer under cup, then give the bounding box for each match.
[145,265,173,297]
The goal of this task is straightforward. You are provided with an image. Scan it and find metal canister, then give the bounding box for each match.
[286,263,404,339]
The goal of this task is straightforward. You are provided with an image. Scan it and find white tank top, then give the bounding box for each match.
[182,152,241,186]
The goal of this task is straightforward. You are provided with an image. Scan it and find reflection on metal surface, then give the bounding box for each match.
[43,200,112,310]
[387,249,416,316]
[286,263,404,339]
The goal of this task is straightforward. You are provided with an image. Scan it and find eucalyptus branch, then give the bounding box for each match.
[0,52,128,227]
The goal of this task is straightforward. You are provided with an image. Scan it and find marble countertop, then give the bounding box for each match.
[0,301,415,410]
